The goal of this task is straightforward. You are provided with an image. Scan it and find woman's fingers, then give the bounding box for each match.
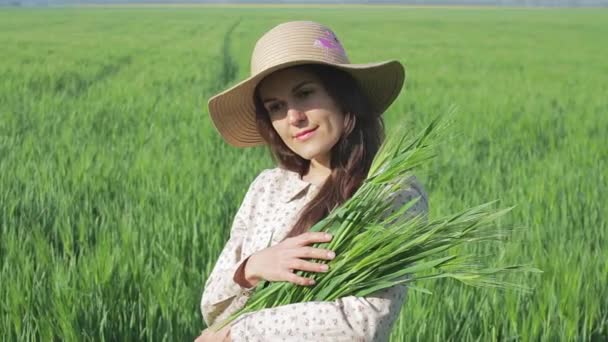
[193,326,230,342]
[281,259,331,286]
[249,232,335,285]
[296,246,336,260]
[289,232,333,247]
[194,329,210,342]
[285,271,317,286]
[290,259,330,273]
[218,324,231,342]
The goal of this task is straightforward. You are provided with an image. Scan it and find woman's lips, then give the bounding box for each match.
[295,127,318,141]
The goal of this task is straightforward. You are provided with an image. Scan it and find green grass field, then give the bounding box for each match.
[1,6,606,341]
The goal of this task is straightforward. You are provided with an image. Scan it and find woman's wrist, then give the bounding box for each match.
[233,255,258,288]
[242,254,260,287]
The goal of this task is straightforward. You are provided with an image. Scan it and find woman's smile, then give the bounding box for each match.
[294,127,318,141]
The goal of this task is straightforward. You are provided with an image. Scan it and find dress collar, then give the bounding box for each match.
[277,167,319,203]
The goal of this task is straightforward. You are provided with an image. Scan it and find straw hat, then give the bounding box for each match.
[208,20,405,147]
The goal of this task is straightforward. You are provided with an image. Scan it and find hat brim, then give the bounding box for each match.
[208,60,405,147]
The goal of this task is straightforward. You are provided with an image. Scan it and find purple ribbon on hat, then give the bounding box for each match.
[313,30,347,57]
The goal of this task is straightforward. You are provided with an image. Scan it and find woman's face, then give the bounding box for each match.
[257,67,345,166]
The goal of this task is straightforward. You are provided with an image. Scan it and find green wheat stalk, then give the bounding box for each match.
[213,113,540,331]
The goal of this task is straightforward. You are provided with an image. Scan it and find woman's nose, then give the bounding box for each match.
[287,107,306,125]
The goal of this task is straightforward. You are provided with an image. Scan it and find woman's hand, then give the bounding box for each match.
[194,324,231,342]
[243,232,335,287]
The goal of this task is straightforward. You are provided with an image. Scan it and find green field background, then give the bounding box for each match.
[1,6,606,341]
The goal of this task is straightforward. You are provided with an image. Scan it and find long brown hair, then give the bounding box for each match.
[254,64,385,238]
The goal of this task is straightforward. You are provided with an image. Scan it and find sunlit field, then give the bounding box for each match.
[1,6,606,341]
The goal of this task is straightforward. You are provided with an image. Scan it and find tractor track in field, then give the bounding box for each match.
[211,18,241,93]
[24,55,133,98]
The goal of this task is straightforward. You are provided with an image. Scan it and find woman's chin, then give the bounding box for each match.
[292,148,319,161]
[289,142,330,162]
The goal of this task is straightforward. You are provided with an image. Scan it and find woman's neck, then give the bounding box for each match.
[302,157,332,186]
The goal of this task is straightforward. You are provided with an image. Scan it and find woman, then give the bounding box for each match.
[196,21,428,342]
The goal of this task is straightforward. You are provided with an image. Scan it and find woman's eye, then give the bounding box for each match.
[268,103,282,113]
[297,89,313,98]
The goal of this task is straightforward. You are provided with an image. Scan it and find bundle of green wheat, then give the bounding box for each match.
[213,115,535,330]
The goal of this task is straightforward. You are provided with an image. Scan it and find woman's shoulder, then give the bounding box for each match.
[403,174,428,200]
[390,174,429,214]
[248,167,312,202]
[251,166,287,183]
[247,167,292,191]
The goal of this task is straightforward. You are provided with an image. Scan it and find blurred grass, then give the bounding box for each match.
[0,6,606,341]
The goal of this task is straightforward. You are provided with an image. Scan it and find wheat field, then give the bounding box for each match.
[0,6,606,341]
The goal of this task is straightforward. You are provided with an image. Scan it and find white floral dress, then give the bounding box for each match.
[201,167,429,342]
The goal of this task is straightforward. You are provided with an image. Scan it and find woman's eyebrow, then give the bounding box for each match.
[291,80,315,93]
[262,97,277,104]
[262,80,316,104]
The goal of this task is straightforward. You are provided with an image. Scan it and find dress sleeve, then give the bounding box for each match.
[200,170,270,327]
[229,180,429,342]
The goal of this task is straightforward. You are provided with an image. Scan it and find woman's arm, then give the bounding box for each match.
[229,181,428,342]
[229,285,407,342]
[200,170,270,327]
